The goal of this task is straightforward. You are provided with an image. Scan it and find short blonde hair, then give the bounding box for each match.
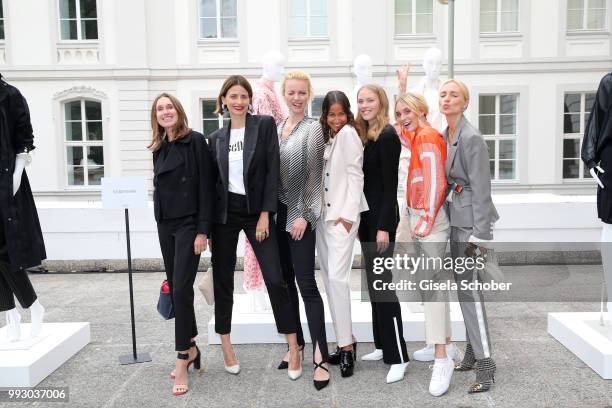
[280,70,314,100]
[440,79,470,106]
[395,92,429,118]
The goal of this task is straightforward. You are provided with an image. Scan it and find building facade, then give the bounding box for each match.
[2,0,610,199]
[1,0,610,260]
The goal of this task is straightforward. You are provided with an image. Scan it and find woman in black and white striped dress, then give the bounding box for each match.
[274,70,330,390]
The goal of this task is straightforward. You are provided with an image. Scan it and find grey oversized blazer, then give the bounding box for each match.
[444,116,499,240]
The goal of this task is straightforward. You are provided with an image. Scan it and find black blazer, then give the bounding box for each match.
[208,113,279,224]
[153,131,215,235]
[360,124,401,234]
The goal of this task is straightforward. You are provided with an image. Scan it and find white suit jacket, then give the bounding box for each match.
[321,124,369,223]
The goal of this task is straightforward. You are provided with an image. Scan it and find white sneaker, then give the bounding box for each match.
[386,362,408,384]
[361,348,383,361]
[429,358,454,396]
[413,344,457,362]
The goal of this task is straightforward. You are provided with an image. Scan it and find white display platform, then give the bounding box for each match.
[548,312,612,379]
[0,322,90,387]
[208,293,465,344]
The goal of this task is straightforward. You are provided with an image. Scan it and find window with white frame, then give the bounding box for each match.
[199,0,237,39]
[480,0,519,33]
[567,0,607,31]
[202,99,228,137]
[0,1,5,41]
[59,0,98,41]
[289,0,328,39]
[394,0,433,35]
[563,92,595,179]
[64,100,104,186]
[479,94,518,181]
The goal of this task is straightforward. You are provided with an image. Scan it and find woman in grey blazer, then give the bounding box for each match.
[439,79,499,394]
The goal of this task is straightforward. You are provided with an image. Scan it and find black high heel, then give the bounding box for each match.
[468,358,496,394]
[329,341,357,365]
[171,341,200,379]
[313,361,330,390]
[277,344,304,370]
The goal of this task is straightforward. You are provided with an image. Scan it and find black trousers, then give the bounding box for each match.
[0,217,37,312]
[157,216,200,351]
[359,225,409,365]
[212,193,297,335]
[276,202,329,361]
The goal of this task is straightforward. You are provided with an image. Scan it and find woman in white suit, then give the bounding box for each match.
[313,90,368,378]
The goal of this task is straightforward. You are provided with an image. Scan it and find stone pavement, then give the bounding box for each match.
[2,266,612,408]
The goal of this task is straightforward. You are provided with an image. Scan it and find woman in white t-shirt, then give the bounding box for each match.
[207,75,302,380]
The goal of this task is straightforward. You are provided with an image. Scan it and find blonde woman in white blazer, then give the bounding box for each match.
[312,90,368,378]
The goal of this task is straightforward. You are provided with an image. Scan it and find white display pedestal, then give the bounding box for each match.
[0,323,90,387]
[548,312,612,379]
[208,293,465,344]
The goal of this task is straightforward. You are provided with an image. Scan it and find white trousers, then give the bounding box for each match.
[316,213,360,347]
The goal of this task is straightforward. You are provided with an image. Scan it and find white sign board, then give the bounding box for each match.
[101,177,148,209]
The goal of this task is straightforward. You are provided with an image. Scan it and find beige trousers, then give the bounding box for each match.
[396,207,452,345]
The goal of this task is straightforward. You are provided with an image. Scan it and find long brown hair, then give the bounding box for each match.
[355,84,390,144]
[148,93,192,152]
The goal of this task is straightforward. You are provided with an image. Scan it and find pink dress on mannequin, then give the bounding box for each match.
[243,78,285,292]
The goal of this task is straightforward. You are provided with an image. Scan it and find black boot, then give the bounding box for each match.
[329,342,357,365]
[468,357,496,393]
[455,343,476,371]
[339,349,355,378]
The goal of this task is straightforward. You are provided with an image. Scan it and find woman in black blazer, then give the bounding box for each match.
[149,93,215,396]
[355,84,409,384]
[208,75,302,380]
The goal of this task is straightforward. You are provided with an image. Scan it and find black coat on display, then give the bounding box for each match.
[208,113,279,224]
[581,72,612,223]
[0,79,46,271]
[152,131,215,235]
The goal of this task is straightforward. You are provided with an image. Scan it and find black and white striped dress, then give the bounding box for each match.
[278,117,326,232]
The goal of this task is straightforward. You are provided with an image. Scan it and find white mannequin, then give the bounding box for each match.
[397,47,447,133]
[262,50,285,83]
[351,54,373,114]
[4,153,45,342]
[596,171,612,325]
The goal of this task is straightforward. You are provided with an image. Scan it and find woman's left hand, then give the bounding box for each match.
[290,217,307,241]
[255,212,270,242]
[194,233,207,255]
[376,230,389,254]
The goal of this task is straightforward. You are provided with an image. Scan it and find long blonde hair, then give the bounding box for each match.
[148,93,192,152]
[355,84,390,144]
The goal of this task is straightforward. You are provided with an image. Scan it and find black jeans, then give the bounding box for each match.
[0,216,37,312]
[157,216,200,351]
[276,202,329,362]
[359,224,409,365]
[212,193,297,335]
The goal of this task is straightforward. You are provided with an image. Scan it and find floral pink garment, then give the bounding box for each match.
[252,78,285,124]
[242,238,265,291]
[243,78,285,292]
